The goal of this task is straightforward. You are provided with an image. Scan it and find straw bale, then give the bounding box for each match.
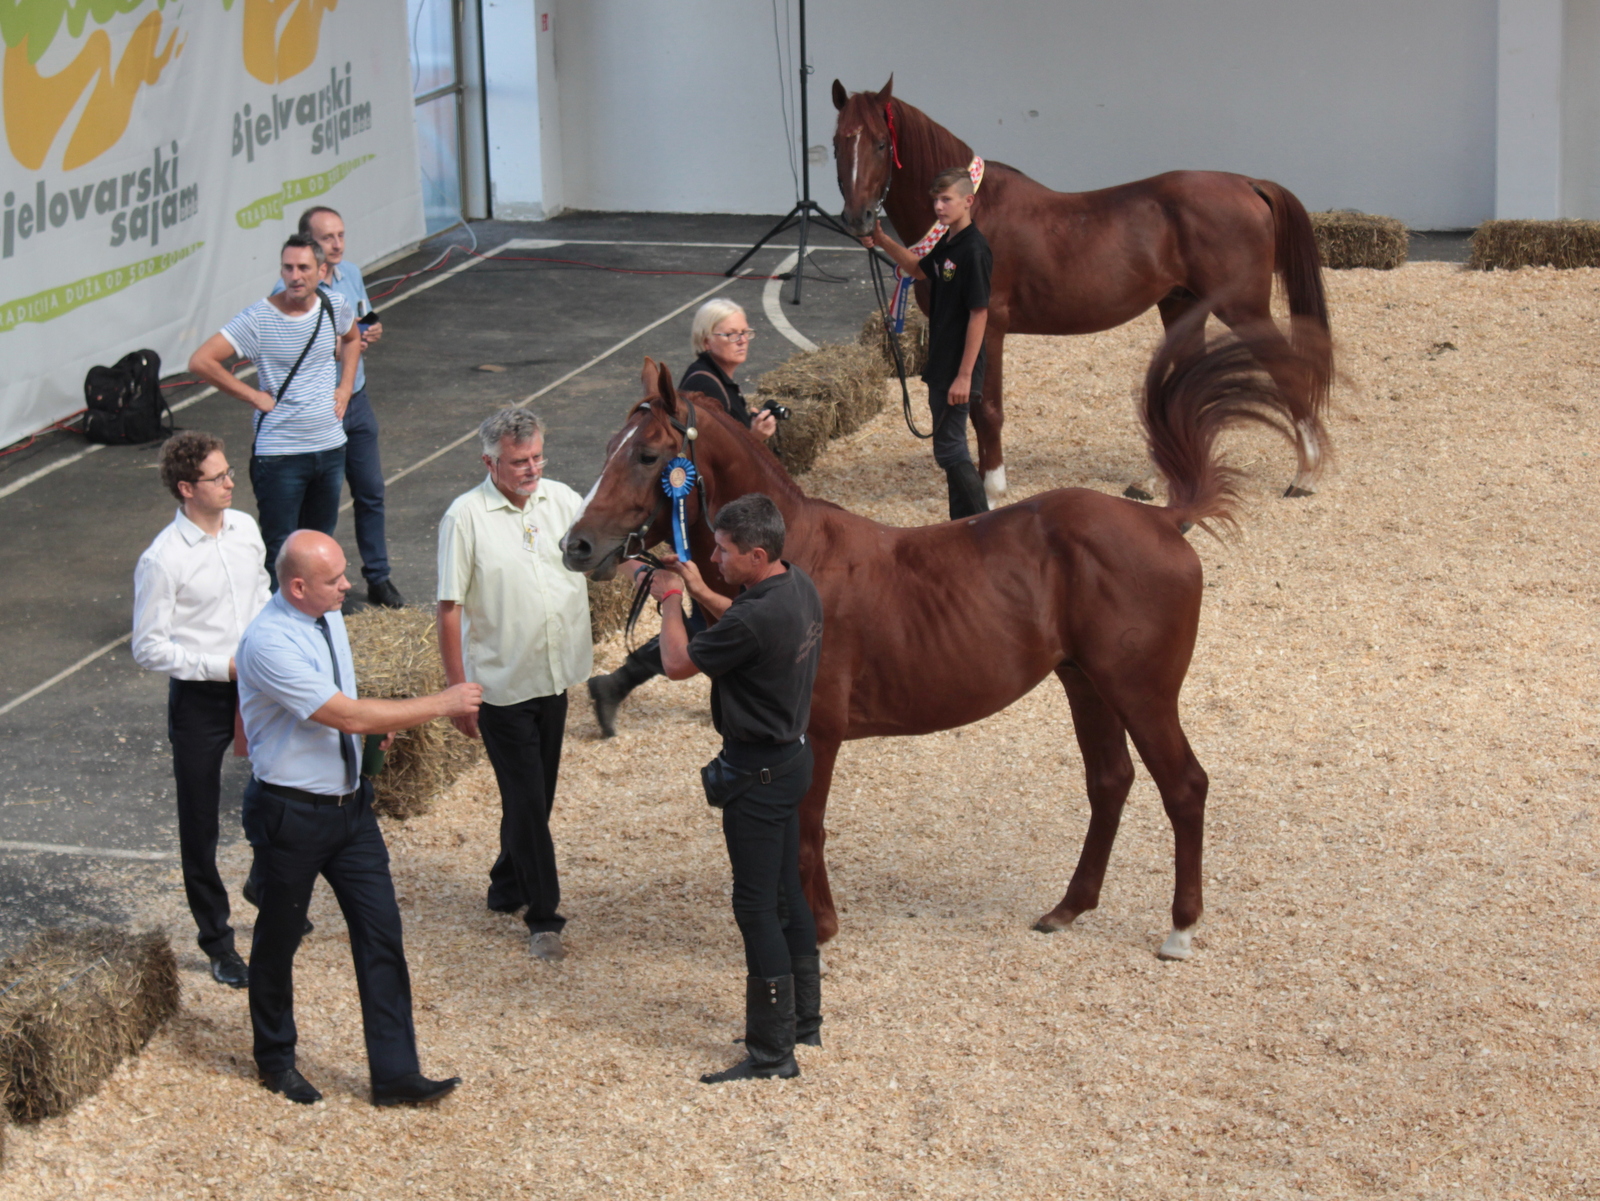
[858,302,930,377]
[755,342,884,473]
[1308,210,1409,269]
[587,572,637,642]
[0,928,178,1123]
[1468,218,1600,269]
[15,263,1600,1199]
[345,606,482,820]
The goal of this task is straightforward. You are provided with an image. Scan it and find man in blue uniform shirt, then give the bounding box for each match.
[237,529,482,1106]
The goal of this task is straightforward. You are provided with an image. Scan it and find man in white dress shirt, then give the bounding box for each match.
[437,409,592,960]
[133,432,271,988]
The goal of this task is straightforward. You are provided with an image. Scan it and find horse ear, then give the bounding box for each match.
[657,361,681,415]
[640,356,659,394]
[880,74,894,100]
[832,79,847,111]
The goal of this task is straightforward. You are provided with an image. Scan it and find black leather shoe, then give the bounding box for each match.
[209,949,249,989]
[260,1067,322,1104]
[367,579,405,609]
[371,1072,461,1107]
[242,879,314,936]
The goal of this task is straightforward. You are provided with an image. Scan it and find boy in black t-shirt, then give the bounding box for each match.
[864,167,993,518]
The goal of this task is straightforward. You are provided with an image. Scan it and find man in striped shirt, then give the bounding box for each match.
[189,235,362,588]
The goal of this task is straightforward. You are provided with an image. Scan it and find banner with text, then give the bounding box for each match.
[0,0,425,448]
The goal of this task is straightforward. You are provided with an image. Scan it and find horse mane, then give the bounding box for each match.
[882,95,973,182]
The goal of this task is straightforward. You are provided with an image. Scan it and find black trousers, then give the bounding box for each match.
[167,678,238,958]
[478,693,569,933]
[720,741,817,978]
[242,778,419,1083]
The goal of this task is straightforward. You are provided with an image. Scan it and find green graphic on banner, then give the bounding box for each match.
[0,243,204,333]
[235,155,376,229]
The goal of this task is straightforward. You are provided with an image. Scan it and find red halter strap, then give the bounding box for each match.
[884,101,903,170]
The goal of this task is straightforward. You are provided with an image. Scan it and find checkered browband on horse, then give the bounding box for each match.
[889,156,985,330]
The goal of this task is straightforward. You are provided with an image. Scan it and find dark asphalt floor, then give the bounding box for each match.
[0,214,1472,956]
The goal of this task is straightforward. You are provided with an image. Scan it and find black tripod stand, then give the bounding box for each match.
[724,0,856,303]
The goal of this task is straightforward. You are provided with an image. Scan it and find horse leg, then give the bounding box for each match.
[797,736,842,944]
[1126,292,1208,501]
[1034,664,1136,932]
[971,322,1008,503]
[1120,705,1210,961]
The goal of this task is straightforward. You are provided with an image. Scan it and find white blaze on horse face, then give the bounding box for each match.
[569,425,638,529]
[983,466,1008,502]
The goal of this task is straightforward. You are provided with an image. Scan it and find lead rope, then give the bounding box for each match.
[867,244,931,440]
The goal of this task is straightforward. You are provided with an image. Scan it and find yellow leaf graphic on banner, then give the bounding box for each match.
[234,154,372,228]
[242,0,337,84]
[3,8,181,171]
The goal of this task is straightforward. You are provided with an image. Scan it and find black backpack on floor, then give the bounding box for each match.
[82,349,172,445]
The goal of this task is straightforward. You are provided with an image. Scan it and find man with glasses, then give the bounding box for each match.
[586,300,769,738]
[134,432,270,989]
[288,206,404,610]
[436,409,592,960]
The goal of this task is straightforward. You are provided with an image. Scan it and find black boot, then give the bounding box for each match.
[792,954,822,1048]
[586,641,662,738]
[700,975,800,1084]
[945,462,989,520]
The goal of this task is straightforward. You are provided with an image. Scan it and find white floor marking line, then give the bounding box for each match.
[0,838,176,862]
[500,238,861,251]
[365,272,753,499]
[763,252,817,352]
[0,632,132,717]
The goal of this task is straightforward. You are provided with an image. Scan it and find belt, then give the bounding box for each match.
[257,778,363,807]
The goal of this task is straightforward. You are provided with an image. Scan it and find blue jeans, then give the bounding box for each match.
[251,446,345,589]
[342,389,391,586]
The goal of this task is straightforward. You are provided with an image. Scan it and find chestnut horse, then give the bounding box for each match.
[831,77,1332,502]
[562,315,1327,959]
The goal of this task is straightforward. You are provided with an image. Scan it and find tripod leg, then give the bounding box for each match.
[726,207,803,278]
[792,204,811,305]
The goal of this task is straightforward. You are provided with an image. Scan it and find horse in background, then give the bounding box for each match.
[562,312,1329,960]
[831,76,1332,502]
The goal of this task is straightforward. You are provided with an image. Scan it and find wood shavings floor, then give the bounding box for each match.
[4,263,1597,1199]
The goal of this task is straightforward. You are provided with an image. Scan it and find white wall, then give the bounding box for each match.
[542,0,1499,228]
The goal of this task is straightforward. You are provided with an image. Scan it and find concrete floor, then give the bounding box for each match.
[0,213,1474,955]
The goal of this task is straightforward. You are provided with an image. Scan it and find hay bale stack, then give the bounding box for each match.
[756,342,885,473]
[588,572,638,642]
[0,928,179,1123]
[1309,211,1409,269]
[345,606,482,820]
[1468,219,1600,269]
[859,304,929,377]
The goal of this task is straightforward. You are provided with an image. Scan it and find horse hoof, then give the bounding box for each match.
[1157,927,1194,961]
[1178,521,1193,536]
[1032,912,1077,934]
[1123,485,1155,502]
[1282,484,1315,499]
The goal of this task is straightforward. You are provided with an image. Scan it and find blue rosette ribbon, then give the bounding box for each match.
[661,457,697,561]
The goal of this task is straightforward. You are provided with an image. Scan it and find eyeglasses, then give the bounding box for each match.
[503,456,547,470]
[709,330,757,344]
[196,468,236,485]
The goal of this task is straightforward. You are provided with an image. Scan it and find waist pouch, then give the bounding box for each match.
[700,739,808,810]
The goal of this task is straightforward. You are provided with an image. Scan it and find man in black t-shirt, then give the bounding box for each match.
[651,494,825,1084]
[863,167,993,519]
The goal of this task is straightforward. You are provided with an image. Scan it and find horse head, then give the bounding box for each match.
[832,75,897,236]
[561,358,698,578]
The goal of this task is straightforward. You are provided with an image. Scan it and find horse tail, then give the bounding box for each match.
[1141,307,1332,534]
[1252,178,1332,413]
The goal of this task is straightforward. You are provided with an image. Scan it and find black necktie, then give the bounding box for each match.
[315,615,357,791]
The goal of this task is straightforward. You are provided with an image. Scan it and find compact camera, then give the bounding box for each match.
[760,399,792,422]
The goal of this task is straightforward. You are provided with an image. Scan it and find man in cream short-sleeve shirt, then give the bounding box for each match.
[437,408,592,960]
